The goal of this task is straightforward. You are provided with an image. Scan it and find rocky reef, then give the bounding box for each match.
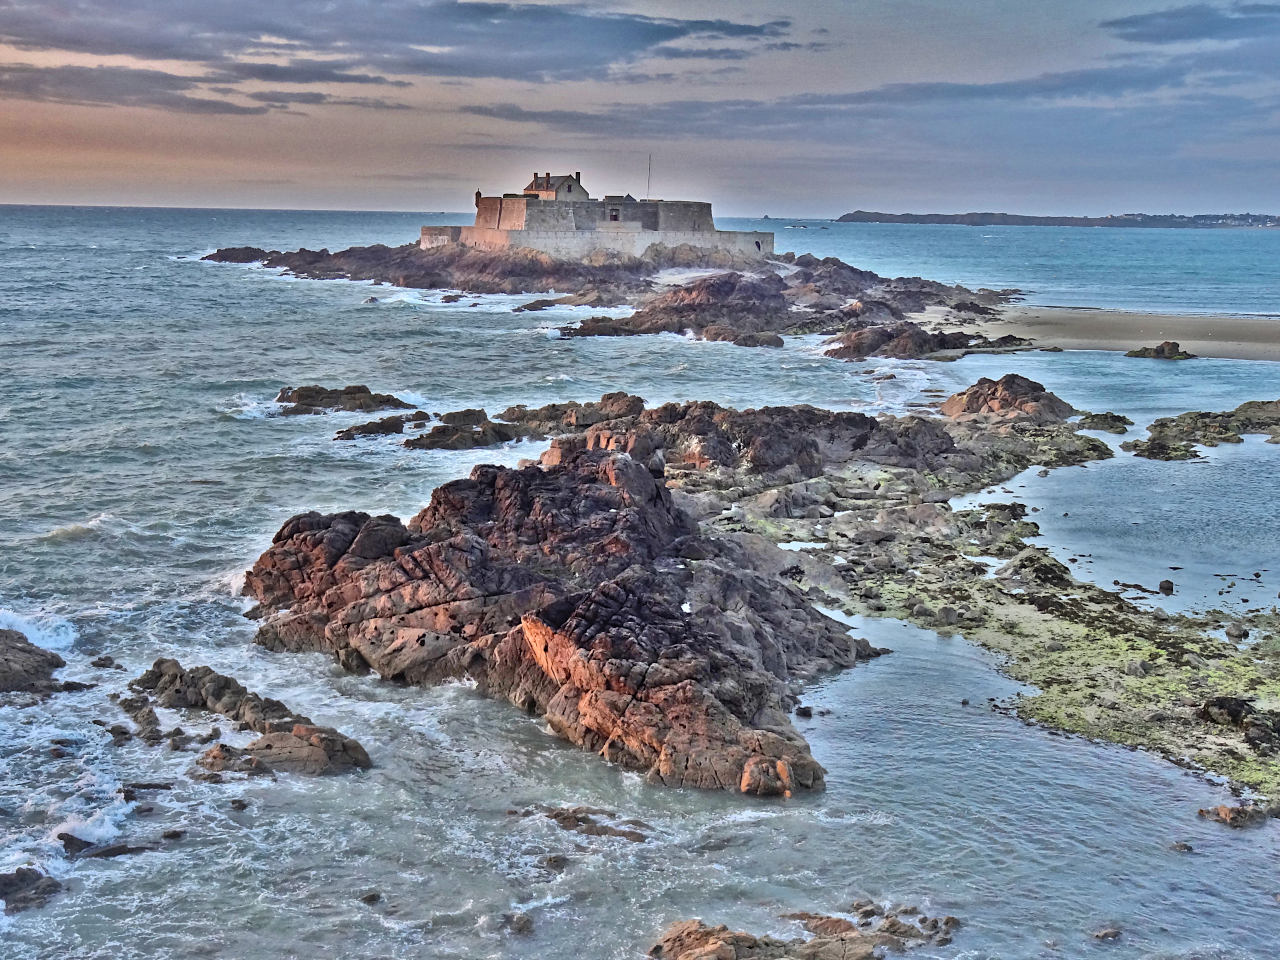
[129,659,371,776]
[1123,399,1280,459]
[1125,340,1197,360]
[204,242,1020,353]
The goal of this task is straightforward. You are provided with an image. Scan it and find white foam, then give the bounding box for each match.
[36,512,117,542]
[0,608,77,651]
[218,392,284,420]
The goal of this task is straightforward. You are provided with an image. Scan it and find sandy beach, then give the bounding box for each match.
[971,305,1280,362]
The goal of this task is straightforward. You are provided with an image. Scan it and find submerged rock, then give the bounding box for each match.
[131,659,371,775]
[1125,399,1280,459]
[0,629,66,695]
[0,867,62,914]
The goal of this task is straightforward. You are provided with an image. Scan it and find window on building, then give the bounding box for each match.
[609,208,620,221]
[567,182,573,193]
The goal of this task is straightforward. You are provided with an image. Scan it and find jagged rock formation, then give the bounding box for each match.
[131,659,371,775]
[1125,341,1197,360]
[275,385,413,416]
[0,629,66,695]
[1122,399,1280,459]
[243,444,896,795]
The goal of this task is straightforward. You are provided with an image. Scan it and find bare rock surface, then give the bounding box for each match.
[940,374,1076,423]
[0,629,66,694]
[1125,340,1197,360]
[275,384,413,416]
[244,444,888,795]
[131,659,371,775]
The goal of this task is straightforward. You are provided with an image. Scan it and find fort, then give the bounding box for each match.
[420,171,773,259]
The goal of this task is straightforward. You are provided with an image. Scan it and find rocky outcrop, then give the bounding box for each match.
[131,659,371,775]
[940,374,1076,423]
[403,417,535,451]
[206,243,1018,350]
[335,412,429,440]
[276,385,413,416]
[1123,399,1280,459]
[0,868,62,914]
[649,909,960,959]
[0,629,66,694]
[244,447,883,795]
[563,273,790,344]
[203,243,655,298]
[822,321,1029,360]
[1077,412,1133,434]
[427,392,964,479]
[1125,341,1196,360]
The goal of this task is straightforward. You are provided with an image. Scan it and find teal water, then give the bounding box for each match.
[1,206,1279,959]
[723,216,1280,315]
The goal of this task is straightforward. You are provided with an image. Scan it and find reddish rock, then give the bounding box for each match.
[245,448,879,795]
[940,374,1075,422]
[133,659,371,775]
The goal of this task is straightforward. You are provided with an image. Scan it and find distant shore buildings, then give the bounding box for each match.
[421,171,773,258]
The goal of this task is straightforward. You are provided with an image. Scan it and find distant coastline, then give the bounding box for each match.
[835,210,1280,228]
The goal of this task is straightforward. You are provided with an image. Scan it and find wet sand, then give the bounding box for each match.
[972,305,1280,362]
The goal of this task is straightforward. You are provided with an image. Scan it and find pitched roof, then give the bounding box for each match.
[523,174,579,192]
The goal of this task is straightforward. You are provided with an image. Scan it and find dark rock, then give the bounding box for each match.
[335,412,428,440]
[0,867,62,914]
[1198,804,1270,828]
[358,891,383,905]
[0,628,66,694]
[132,659,370,775]
[1077,412,1134,434]
[58,832,94,856]
[275,384,412,416]
[1125,341,1196,360]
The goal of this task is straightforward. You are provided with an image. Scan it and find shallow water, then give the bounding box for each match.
[2,207,1279,959]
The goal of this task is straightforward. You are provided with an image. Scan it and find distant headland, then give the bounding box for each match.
[836,210,1279,228]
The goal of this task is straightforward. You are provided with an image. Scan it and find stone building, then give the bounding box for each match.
[421,171,772,259]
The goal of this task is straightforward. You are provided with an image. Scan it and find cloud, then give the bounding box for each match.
[1101,3,1280,43]
[244,89,410,109]
[0,2,792,83]
[463,61,1196,141]
[0,62,268,113]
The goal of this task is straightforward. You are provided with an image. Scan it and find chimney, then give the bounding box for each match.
[574,171,581,182]
[533,171,538,186]
[545,172,551,186]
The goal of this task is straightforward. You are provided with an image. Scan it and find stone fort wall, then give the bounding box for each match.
[422,196,772,258]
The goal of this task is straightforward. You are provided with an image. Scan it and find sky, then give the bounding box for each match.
[1,0,1279,215]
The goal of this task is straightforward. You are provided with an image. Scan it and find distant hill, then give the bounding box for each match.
[835,210,1279,228]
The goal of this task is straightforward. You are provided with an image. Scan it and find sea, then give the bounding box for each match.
[1,205,1278,960]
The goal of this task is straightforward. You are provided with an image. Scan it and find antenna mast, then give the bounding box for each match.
[646,154,652,200]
